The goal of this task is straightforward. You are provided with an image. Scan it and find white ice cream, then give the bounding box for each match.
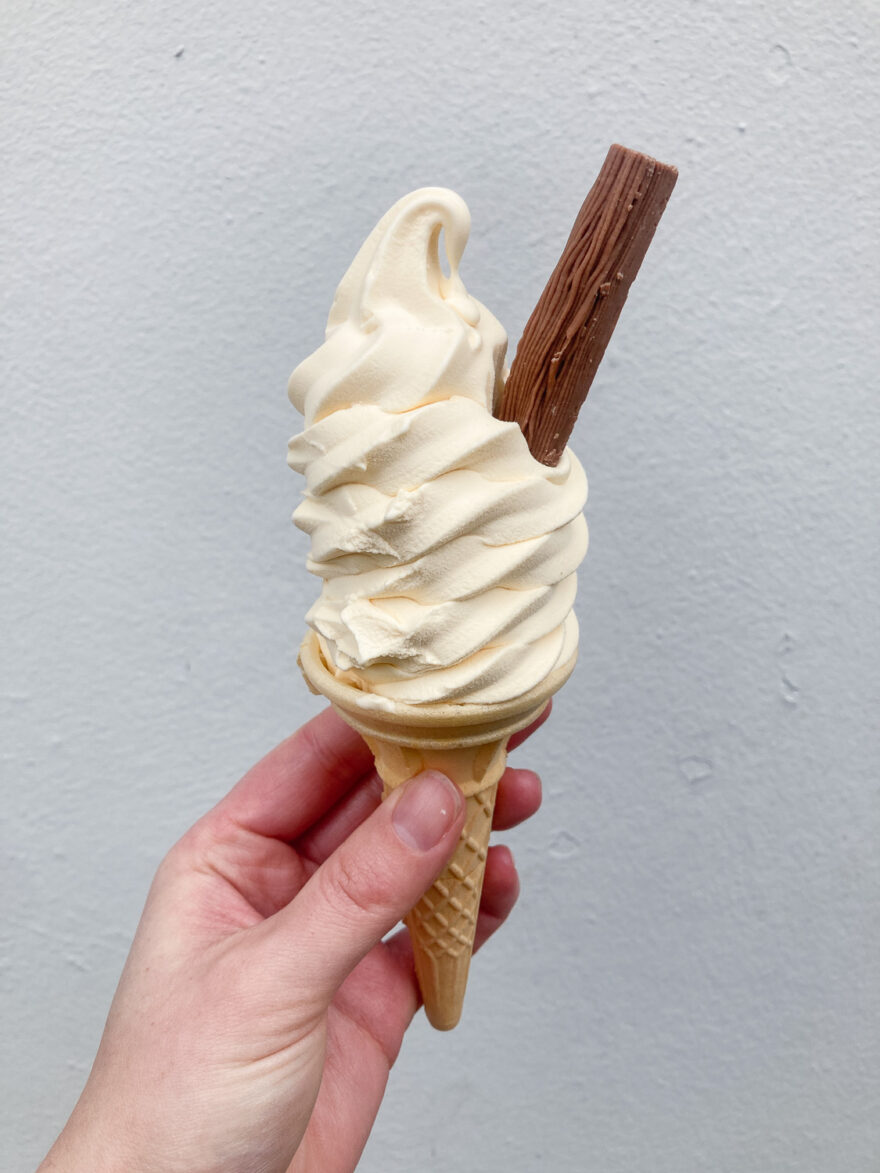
[288,188,588,705]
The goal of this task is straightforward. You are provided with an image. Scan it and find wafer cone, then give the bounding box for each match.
[299,630,576,1029]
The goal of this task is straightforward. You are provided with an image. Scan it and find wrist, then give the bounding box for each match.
[39,1096,134,1173]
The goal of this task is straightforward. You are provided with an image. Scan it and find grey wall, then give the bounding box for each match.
[3,1,878,1169]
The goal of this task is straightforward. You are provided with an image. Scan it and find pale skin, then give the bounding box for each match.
[39,703,548,1173]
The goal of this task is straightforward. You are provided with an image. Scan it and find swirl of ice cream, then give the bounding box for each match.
[288,188,588,705]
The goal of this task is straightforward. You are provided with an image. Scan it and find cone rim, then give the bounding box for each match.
[299,630,577,731]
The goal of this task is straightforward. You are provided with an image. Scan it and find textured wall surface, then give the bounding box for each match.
[3,1,878,1169]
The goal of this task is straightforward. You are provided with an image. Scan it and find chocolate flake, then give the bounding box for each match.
[496,144,678,465]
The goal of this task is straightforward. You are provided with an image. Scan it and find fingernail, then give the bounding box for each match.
[392,771,463,852]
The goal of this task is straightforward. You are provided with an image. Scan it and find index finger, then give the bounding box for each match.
[212,706,374,841]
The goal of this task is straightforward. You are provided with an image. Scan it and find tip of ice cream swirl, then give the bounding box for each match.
[289,188,588,705]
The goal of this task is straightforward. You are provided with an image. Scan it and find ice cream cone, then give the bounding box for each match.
[298,630,576,1029]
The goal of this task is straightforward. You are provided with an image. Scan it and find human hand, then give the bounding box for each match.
[40,704,546,1173]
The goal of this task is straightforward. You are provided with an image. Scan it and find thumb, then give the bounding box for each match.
[265,770,465,1002]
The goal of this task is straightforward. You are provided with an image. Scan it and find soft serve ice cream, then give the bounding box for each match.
[288,188,588,706]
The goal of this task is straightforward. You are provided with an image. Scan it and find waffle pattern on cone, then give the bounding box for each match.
[406,782,495,961]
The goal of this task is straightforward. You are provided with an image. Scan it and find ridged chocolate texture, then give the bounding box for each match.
[497,144,678,465]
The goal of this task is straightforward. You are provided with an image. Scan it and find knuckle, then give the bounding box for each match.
[297,719,352,790]
[321,853,387,923]
[163,813,236,878]
[170,818,215,868]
